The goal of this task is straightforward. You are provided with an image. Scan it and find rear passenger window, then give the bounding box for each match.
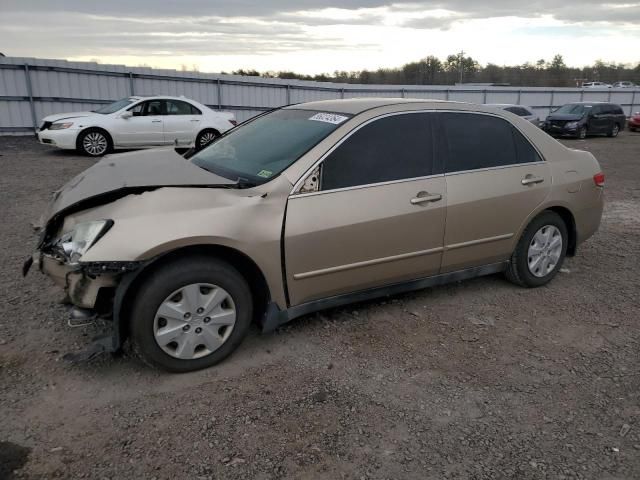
[441,113,518,173]
[321,113,435,191]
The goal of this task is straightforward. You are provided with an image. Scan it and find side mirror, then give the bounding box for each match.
[120,111,133,119]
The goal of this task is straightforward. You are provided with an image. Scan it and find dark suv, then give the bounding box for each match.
[543,102,626,139]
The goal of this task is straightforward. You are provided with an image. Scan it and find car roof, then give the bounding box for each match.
[487,104,532,109]
[284,98,502,115]
[129,95,200,102]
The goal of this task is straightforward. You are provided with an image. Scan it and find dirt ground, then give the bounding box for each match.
[1,132,639,480]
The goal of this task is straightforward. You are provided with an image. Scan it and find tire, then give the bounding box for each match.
[506,211,568,288]
[77,128,112,157]
[195,129,219,151]
[129,256,252,372]
[577,126,587,140]
[607,123,620,138]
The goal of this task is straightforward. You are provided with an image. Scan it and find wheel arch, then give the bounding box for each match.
[76,126,113,151]
[543,206,577,256]
[116,244,271,344]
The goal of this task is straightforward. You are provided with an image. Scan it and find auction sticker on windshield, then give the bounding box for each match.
[309,112,349,125]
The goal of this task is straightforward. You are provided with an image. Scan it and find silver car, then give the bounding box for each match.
[488,104,540,127]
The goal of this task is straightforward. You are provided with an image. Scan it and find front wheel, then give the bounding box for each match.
[129,257,252,372]
[77,129,112,156]
[577,126,587,139]
[506,211,568,288]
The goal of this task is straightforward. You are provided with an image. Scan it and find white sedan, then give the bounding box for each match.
[37,96,237,156]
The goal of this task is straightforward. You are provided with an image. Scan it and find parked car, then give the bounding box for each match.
[37,96,236,156]
[488,104,540,126]
[582,82,612,89]
[543,102,626,139]
[629,112,640,132]
[25,99,604,372]
[612,81,637,88]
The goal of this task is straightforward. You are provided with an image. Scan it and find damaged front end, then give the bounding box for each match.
[25,218,145,360]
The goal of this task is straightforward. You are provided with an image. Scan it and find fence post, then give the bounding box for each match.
[580,89,584,101]
[446,89,450,101]
[631,90,637,116]
[607,89,612,102]
[400,88,406,98]
[217,79,222,109]
[549,91,555,116]
[286,84,291,105]
[23,64,38,134]
[517,89,522,105]
[128,72,135,95]
[483,89,487,104]
[340,88,345,99]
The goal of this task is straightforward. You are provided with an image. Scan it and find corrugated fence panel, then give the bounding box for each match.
[2,57,639,134]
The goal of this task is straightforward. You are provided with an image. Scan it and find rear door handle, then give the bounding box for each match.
[151,120,162,123]
[411,193,442,205]
[190,119,200,122]
[521,176,544,186]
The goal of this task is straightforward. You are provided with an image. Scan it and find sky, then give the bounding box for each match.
[1,1,639,74]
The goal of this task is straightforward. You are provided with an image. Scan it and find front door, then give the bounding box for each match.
[437,112,552,272]
[112,100,165,147]
[284,112,447,306]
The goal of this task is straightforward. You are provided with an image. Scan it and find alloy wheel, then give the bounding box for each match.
[83,132,108,155]
[153,283,236,360]
[527,225,563,278]
[199,131,218,147]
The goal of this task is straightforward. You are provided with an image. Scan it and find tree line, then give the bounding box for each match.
[228,54,640,87]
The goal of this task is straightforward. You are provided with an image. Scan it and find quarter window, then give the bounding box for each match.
[321,113,435,191]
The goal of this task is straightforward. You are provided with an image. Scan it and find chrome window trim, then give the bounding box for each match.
[290,173,445,199]
[289,109,546,197]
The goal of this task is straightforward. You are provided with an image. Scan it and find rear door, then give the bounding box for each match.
[589,105,609,133]
[284,112,447,306]
[112,100,165,147]
[163,99,201,146]
[437,112,551,273]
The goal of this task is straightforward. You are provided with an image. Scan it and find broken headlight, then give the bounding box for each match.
[55,220,113,264]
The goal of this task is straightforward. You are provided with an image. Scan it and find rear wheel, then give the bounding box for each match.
[607,123,620,138]
[77,129,112,156]
[506,211,568,288]
[195,129,219,151]
[129,256,252,372]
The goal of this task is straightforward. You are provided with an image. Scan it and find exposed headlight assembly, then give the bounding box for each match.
[56,220,113,264]
[49,122,74,130]
[565,121,579,129]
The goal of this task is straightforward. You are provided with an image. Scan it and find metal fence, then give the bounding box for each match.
[1,57,639,134]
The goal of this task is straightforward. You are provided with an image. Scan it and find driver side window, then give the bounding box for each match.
[129,100,164,116]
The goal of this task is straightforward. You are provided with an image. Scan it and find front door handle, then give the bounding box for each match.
[521,176,544,186]
[190,119,200,122]
[151,120,162,123]
[411,192,443,205]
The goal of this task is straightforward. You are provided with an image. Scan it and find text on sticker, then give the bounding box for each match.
[309,113,349,125]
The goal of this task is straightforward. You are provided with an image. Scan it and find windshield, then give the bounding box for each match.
[190,109,351,184]
[555,104,590,115]
[93,98,134,114]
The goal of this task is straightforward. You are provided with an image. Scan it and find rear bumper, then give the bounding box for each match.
[37,128,79,149]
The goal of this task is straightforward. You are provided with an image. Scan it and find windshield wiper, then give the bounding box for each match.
[234,177,257,189]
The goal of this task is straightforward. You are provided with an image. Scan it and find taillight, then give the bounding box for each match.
[593,172,605,187]
[229,120,237,126]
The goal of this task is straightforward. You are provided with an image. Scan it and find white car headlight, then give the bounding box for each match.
[565,121,579,129]
[49,122,74,130]
[57,220,113,264]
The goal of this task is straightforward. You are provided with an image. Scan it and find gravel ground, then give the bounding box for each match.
[1,133,639,480]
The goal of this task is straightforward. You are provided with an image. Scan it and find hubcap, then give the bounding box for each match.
[83,132,108,155]
[613,125,619,136]
[153,283,236,360]
[199,132,217,147]
[527,225,563,278]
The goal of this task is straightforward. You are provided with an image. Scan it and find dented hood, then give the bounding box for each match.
[41,148,235,227]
